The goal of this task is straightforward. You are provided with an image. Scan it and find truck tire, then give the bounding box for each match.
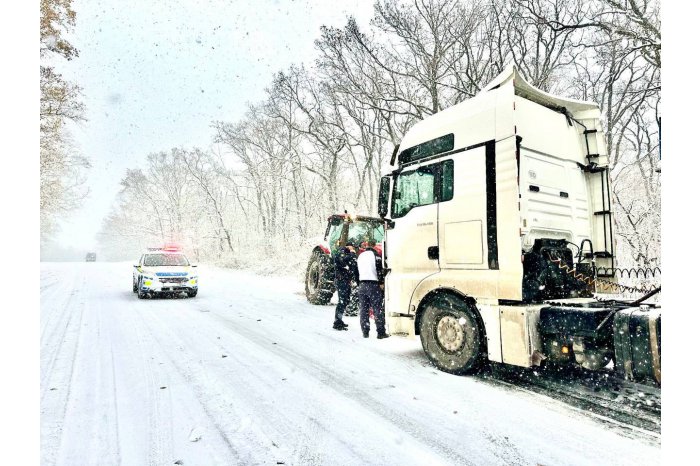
[305,250,335,305]
[420,293,485,374]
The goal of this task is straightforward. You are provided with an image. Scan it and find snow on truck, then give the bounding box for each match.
[376,65,661,385]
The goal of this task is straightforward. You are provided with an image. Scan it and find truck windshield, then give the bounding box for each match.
[144,254,189,266]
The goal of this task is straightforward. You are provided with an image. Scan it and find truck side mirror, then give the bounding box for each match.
[378,176,390,218]
[389,144,400,166]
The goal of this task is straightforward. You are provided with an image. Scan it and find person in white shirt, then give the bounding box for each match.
[355,239,389,339]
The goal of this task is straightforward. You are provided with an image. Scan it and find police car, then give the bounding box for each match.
[132,245,198,299]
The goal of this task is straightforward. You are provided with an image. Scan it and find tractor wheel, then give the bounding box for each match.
[419,293,486,375]
[345,287,359,316]
[305,250,335,305]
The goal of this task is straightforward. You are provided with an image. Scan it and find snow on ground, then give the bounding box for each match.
[40,262,660,466]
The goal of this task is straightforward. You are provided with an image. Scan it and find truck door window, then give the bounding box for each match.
[441,159,454,202]
[392,166,437,218]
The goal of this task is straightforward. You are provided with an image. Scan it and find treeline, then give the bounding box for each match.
[40,0,90,239]
[99,0,660,271]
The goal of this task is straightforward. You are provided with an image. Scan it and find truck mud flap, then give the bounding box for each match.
[613,308,661,384]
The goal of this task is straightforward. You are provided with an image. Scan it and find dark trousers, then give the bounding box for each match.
[334,277,352,322]
[358,281,386,335]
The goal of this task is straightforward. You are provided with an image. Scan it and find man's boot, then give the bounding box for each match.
[333,320,348,330]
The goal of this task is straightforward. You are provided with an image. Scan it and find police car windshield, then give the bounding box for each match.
[144,254,189,266]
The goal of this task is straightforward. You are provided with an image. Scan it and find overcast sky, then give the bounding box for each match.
[50,0,374,253]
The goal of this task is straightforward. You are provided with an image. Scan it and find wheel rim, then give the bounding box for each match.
[307,262,320,293]
[435,314,466,353]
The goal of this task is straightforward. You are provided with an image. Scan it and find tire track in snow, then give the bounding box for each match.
[128,305,176,466]
[145,304,356,465]
[130,299,243,465]
[192,291,534,465]
[157,311,374,464]
[40,271,87,466]
[205,312,483,465]
[147,301,479,466]
[52,280,123,466]
[40,268,78,361]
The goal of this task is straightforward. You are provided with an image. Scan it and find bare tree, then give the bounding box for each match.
[178,148,236,253]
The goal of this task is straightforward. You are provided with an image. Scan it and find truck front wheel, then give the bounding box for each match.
[305,250,335,305]
[420,293,485,374]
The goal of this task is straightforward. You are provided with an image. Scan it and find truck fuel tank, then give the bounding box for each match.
[614,307,661,385]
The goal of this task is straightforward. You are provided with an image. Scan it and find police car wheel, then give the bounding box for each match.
[419,293,485,375]
[137,278,147,299]
[132,280,138,293]
[187,290,197,298]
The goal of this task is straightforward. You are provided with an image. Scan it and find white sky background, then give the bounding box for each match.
[51,0,374,254]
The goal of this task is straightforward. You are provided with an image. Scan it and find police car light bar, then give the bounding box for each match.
[146,243,182,252]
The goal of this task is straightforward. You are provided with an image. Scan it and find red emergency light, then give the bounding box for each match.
[162,242,182,252]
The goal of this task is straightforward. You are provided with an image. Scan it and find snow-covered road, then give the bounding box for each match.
[40,262,660,466]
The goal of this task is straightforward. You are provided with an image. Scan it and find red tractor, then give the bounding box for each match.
[305,214,385,314]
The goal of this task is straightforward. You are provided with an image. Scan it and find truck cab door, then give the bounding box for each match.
[438,149,489,271]
[385,163,440,330]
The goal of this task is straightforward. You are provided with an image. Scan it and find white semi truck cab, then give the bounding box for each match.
[377,65,660,384]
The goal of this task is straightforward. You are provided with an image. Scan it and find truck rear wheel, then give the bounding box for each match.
[305,250,335,305]
[420,293,485,374]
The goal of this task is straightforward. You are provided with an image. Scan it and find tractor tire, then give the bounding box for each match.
[305,250,335,305]
[419,293,486,375]
[345,287,359,316]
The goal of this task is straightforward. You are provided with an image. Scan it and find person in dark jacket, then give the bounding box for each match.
[355,239,389,339]
[332,242,358,330]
